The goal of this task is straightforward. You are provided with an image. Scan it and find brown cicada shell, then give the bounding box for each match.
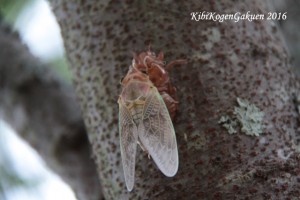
[132,50,187,119]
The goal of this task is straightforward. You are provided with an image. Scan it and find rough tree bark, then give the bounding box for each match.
[47,0,300,199]
[1,0,300,199]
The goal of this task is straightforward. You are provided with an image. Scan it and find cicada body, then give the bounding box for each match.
[118,53,180,191]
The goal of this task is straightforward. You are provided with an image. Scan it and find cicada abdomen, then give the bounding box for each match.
[118,52,181,191]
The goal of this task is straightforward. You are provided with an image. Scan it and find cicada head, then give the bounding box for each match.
[120,63,154,105]
[120,65,149,87]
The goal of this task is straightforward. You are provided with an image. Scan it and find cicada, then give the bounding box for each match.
[118,50,186,191]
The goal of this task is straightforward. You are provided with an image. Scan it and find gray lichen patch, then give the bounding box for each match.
[234,98,265,136]
[218,115,238,134]
[219,98,265,136]
[218,169,256,188]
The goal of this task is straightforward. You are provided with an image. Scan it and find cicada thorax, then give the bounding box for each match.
[120,79,151,124]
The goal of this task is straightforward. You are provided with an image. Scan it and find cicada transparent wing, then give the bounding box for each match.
[119,100,138,191]
[138,87,179,177]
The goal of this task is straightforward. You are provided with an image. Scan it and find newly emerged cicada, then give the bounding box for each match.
[118,50,186,191]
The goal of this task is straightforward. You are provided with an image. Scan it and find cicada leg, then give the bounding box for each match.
[165,59,187,71]
[160,92,178,120]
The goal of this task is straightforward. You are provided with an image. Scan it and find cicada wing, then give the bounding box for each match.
[119,100,138,191]
[138,87,179,177]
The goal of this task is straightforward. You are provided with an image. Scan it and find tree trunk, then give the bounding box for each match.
[1,0,300,199]
[49,0,300,199]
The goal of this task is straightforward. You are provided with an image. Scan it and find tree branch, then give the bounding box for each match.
[0,21,103,200]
